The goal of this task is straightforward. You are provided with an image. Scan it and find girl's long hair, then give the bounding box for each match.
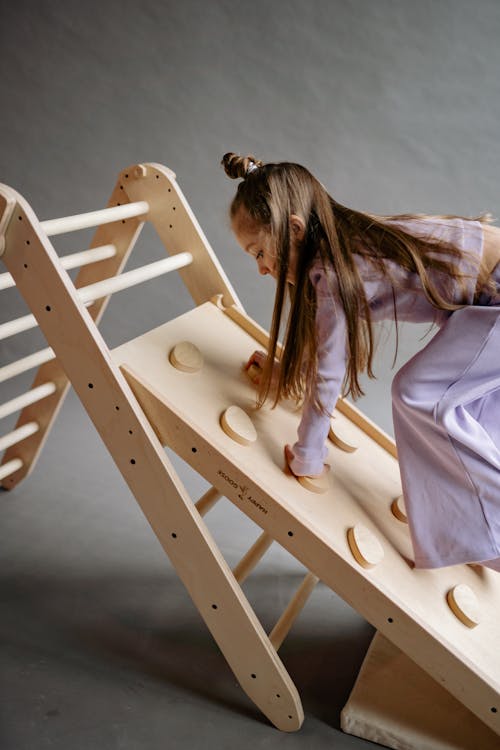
[222,152,494,409]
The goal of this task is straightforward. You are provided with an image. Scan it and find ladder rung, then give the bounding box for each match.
[0,458,23,482]
[0,382,57,421]
[0,244,117,291]
[268,572,320,651]
[40,202,149,237]
[233,532,274,584]
[0,348,55,384]
[0,254,194,342]
[0,421,39,452]
[78,253,193,304]
[195,486,222,517]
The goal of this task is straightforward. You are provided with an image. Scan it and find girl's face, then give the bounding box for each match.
[231,209,303,285]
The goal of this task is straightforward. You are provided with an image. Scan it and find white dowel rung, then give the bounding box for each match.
[233,532,274,585]
[0,348,55,384]
[41,202,149,237]
[0,421,39,452]
[0,312,37,340]
[268,573,320,652]
[0,458,23,482]
[0,244,117,291]
[60,244,117,271]
[0,382,57,421]
[0,254,191,343]
[78,253,193,304]
[195,486,222,517]
[0,298,94,342]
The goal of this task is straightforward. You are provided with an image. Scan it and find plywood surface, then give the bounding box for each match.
[111,301,500,735]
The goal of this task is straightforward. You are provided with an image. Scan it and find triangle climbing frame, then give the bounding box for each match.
[1,163,499,746]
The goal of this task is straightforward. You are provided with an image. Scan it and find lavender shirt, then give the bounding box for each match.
[289,217,484,476]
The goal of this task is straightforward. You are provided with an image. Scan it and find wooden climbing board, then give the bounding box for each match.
[112,299,500,737]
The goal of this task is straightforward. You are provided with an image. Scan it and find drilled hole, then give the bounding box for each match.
[45,306,51,311]
[288,531,294,537]
[156,175,159,180]
[491,707,498,713]
[18,216,23,221]
[251,673,256,679]
[130,458,136,465]
[191,447,197,453]
[24,263,28,268]
[128,430,133,435]
[171,533,177,539]
[212,604,218,610]
[388,617,394,623]
[88,383,94,389]
[115,406,120,411]
[26,240,30,245]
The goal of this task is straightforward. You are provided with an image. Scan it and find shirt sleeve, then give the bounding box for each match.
[289,267,348,476]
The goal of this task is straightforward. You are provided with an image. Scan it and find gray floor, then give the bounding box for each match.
[1,388,377,750]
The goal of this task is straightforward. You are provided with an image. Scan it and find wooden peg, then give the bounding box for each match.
[169,341,203,373]
[447,584,480,628]
[391,494,408,523]
[347,525,385,569]
[328,414,358,453]
[220,406,257,446]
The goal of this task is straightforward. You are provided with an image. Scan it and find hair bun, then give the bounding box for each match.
[221,152,264,180]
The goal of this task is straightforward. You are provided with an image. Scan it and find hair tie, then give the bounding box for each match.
[246,161,259,175]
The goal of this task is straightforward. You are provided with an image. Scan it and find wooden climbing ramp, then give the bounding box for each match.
[0,163,499,749]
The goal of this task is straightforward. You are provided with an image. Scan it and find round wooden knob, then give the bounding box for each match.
[169,341,203,373]
[328,415,358,453]
[446,584,480,628]
[220,406,257,446]
[347,524,385,568]
[297,471,329,494]
[391,494,408,523]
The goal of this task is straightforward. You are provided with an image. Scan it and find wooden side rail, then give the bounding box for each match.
[0,182,304,732]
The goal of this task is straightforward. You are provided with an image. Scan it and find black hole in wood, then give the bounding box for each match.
[120,185,123,190]
[169,224,173,229]
[171,533,177,539]
[128,430,133,435]
[212,604,218,610]
[121,220,125,224]
[491,707,498,713]
[24,264,28,268]
[18,216,23,220]
[125,173,129,178]
[115,406,120,411]
[26,240,30,245]
[388,617,394,623]
[288,715,293,720]
[173,206,176,211]
[191,447,197,453]
[288,531,294,537]
[130,459,136,465]
[156,175,159,180]
[251,674,256,679]
[45,306,51,311]
[88,383,94,389]
[276,694,281,698]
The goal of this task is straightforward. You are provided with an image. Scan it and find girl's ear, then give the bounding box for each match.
[289,214,306,242]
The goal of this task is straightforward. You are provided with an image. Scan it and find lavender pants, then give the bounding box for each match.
[392,268,500,571]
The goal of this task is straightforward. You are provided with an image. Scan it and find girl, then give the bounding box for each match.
[222,152,500,573]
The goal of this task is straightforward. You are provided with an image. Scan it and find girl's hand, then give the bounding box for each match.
[244,350,281,390]
[244,350,267,385]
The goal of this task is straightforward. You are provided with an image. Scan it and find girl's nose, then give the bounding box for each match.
[257,259,269,275]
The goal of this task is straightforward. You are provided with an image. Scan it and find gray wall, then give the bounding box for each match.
[2,0,500,430]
